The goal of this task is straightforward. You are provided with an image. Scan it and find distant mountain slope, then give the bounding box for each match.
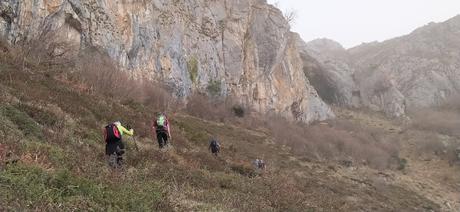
[301,15,460,116]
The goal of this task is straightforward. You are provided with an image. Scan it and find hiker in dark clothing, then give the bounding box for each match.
[104,121,134,168]
[152,112,171,149]
[254,159,266,170]
[209,138,220,157]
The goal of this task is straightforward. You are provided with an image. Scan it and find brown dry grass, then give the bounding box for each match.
[185,93,249,123]
[184,88,401,170]
[74,48,179,110]
[408,97,460,160]
[411,109,460,137]
[266,116,400,170]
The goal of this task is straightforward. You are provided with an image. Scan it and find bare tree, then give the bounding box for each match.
[284,8,297,26]
[270,1,297,26]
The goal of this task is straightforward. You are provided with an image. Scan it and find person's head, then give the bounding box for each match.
[114,121,121,126]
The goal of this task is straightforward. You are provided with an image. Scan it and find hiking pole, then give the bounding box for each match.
[132,136,140,152]
[168,134,173,148]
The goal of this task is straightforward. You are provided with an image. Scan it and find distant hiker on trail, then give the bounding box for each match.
[253,159,266,170]
[209,138,220,157]
[152,112,171,149]
[104,121,134,168]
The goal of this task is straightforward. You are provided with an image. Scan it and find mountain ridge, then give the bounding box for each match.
[301,14,460,116]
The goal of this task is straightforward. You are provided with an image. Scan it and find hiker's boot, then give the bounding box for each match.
[117,156,123,168]
[108,154,118,169]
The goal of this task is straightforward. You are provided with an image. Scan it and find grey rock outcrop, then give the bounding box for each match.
[300,15,460,117]
[0,0,334,123]
[298,37,359,107]
[349,15,460,116]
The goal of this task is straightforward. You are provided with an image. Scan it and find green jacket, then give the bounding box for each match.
[115,124,134,136]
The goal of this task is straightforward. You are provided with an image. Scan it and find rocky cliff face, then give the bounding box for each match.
[350,15,460,116]
[0,0,334,122]
[298,37,358,107]
[301,15,460,117]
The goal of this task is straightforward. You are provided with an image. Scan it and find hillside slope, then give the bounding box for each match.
[1,40,459,211]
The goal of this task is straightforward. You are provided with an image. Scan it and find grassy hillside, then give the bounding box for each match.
[0,41,458,211]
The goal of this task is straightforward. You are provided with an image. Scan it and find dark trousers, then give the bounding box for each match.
[156,131,168,148]
[106,140,125,168]
[211,147,219,153]
[211,147,219,156]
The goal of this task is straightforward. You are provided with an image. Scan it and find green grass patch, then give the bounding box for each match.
[16,103,59,127]
[0,164,166,211]
[1,105,43,139]
[23,141,67,167]
[175,118,209,145]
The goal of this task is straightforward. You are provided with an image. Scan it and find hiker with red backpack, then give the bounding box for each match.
[104,121,134,168]
[152,112,171,149]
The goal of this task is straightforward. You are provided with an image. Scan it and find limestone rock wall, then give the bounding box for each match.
[0,0,334,122]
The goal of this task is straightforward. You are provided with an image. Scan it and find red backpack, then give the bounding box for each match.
[104,124,121,142]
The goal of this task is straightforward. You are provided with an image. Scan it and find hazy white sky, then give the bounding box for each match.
[267,0,460,48]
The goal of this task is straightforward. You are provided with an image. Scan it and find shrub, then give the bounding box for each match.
[267,116,400,170]
[397,158,407,170]
[74,49,179,116]
[207,79,221,96]
[74,48,137,99]
[185,94,250,123]
[187,56,199,83]
[410,109,460,137]
[185,93,229,121]
[232,105,245,117]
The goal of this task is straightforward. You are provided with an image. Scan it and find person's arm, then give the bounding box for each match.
[119,125,134,136]
[151,118,156,130]
[166,118,171,138]
[103,128,107,142]
[151,119,157,137]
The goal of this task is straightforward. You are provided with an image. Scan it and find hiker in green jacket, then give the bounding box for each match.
[104,121,134,168]
[152,112,171,149]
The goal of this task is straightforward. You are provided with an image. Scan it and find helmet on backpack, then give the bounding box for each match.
[156,114,166,127]
[104,122,121,142]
